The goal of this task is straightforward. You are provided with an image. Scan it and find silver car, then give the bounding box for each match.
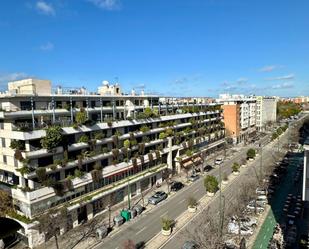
[148,191,167,205]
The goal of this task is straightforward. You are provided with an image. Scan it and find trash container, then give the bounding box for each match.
[96,226,108,239]
[121,210,131,221]
[113,215,125,227]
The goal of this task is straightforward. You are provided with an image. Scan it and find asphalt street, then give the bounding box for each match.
[93,135,270,249]
[161,127,293,249]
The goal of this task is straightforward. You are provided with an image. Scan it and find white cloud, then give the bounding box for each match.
[36,1,55,15]
[272,82,294,89]
[87,0,121,10]
[236,77,248,84]
[0,72,28,87]
[266,74,294,81]
[39,42,54,51]
[258,65,282,72]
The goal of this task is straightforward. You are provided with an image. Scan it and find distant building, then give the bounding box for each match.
[8,78,51,96]
[256,96,277,131]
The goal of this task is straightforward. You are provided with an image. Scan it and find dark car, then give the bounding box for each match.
[182,241,200,249]
[196,165,213,173]
[170,181,184,191]
[148,191,168,205]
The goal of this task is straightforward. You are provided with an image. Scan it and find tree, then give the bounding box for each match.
[204,175,219,193]
[246,148,256,159]
[41,126,63,151]
[0,190,12,217]
[75,109,87,125]
[232,162,240,172]
[38,208,68,249]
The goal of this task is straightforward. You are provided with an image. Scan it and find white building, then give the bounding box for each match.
[303,138,309,201]
[256,96,277,131]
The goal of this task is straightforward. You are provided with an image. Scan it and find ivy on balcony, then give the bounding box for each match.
[41,126,63,151]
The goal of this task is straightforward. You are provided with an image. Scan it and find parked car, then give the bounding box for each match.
[113,215,125,226]
[148,191,167,205]
[256,195,267,206]
[196,165,213,173]
[230,216,257,228]
[187,174,200,182]
[246,201,265,213]
[215,158,224,165]
[256,188,267,195]
[228,222,253,235]
[170,181,184,191]
[133,204,144,215]
[182,241,200,249]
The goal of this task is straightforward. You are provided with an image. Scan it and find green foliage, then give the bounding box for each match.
[161,217,173,230]
[204,175,219,193]
[10,140,25,150]
[140,125,150,133]
[75,109,87,125]
[41,126,63,151]
[36,167,47,182]
[94,131,105,140]
[74,169,84,178]
[231,162,240,172]
[187,196,197,207]
[246,148,256,159]
[78,134,89,143]
[277,101,301,119]
[159,132,167,140]
[185,150,193,157]
[7,210,31,224]
[165,128,174,137]
[16,166,32,176]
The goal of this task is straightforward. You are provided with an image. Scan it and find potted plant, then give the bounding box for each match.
[161,217,173,236]
[232,162,240,175]
[204,175,219,196]
[222,173,229,184]
[247,148,256,161]
[187,197,197,213]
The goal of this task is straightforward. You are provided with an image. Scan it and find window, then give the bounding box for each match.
[1,138,5,147]
[3,155,7,164]
[20,101,33,111]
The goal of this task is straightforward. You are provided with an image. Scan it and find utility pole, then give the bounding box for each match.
[259,143,263,185]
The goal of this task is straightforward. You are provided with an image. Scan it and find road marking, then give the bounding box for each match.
[136,226,147,235]
[193,188,199,194]
[263,235,266,239]
[260,244,263,248]
[179,199,185,204]
[115,247,119,249]
[160,211,168,217]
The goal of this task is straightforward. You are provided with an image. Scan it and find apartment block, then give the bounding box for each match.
[217,94,256,144]
[0,79,225,247]
[256,96,277,131]
[303,138,309,201]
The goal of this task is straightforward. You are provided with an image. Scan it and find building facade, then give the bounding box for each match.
[0,79,225,247]
[303,138,309,202]
[217,94,256,144]
[256,96,277,131]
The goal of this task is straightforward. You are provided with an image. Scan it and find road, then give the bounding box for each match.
[161,132,289,249]
[93,135,270,249]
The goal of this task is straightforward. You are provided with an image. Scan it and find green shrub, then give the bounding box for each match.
[41,126,63,151]
[246,148,256,159]
[10,140,25,150]
[187,197,197,207]
[231,162,240,172]
[78,134,89,143]
[204,175,219,193]
[161,217,173,230]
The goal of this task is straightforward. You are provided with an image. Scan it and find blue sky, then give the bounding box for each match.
[0,0,308,97]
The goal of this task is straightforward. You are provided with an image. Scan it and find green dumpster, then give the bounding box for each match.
[121,210,131,221]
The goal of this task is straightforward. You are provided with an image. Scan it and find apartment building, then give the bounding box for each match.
[303,138,309,202]
[217,94,257,144]
[0,78,225,247]
[256,96,277,131]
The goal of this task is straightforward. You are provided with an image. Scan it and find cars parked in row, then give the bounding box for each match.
[215,158,224,165]
[187,174,200,182]
[182,240,200,249]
